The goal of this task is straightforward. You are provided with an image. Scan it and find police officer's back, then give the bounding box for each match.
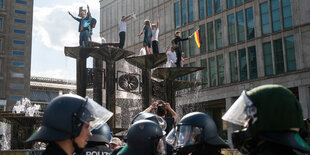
[82,123,112,155]
[222,84,310,155]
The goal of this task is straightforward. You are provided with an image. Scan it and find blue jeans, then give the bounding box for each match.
[79,30,90,47]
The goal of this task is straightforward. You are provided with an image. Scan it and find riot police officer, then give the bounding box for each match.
[131,111,167,132]
[26,94,113,155]
[118,120,165,155]
[82,123,112,155]
[222,84,310,154]
[166,112,228,155]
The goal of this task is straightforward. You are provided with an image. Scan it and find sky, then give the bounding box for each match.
[31,0,101,80]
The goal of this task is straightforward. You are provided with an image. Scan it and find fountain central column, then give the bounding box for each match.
[125,53,167,110]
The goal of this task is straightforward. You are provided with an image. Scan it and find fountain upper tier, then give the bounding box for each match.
[152,67,205,80]
[125,53,167,69]
[65,41,134,61]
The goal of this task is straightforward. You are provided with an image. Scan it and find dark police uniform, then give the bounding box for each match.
[42,143,67,155]
[82,145,112,155]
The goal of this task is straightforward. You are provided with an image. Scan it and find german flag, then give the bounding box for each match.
[194,30,200,48]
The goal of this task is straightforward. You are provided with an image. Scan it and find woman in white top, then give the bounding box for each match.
[165,46,177,67]
[152,15,160,54]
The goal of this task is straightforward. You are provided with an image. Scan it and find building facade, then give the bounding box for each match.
[30,76,76,111]
[100,0,310,143]
[0,0,34,111]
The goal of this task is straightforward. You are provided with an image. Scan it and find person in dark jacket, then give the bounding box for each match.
[172,31,191,67]
[26,94,113,155]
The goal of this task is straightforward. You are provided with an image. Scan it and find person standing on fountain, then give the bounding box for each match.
[26,94,113,155]
[68,5,92,47]
[172,31,192,67]
[165,45,177,67]
[181,52,191,67]
[119,13,134,49]
[138,20,153,54]
[152,14,160,54]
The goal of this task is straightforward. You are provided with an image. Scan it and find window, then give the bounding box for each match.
[201,59,208,88]
[285,36,296,71]
[263,42,273,76]
[12,62,24,67]
[227,0,234,9]
[199,0,206,19]
[14,19,26,24]
[16,0,27,4]
[209,57,216,87]
[214,0,221,14]
[271,0,281,32]
[14,29,26,34]
[181,0,187,26]
[282,0,292,29]
[260,2,271,35]
[230,51,238,82]
[207,0,213,16]
[273,39,284,74]
[245,7,254,40]
[217,55,224,85]
[188,0,194,23]
[10,84,24,89]
[207,22,214,51]
[215,19,222,49]
[189,28,196,57]
[182,31,189,57]
[227,14,236,45]
[199,24,207,54]
[239,49,247,81]
[0,0,3,8]
[15,10,26,15]
[236,11,245,42]
[248,46,257,79]
[0,18,2,30]
[10,96,22,101]
[13,51,25,56]
[11,73,24,78]
[174,2,181,28]
[236,0,243,5]
[13,40,25,45]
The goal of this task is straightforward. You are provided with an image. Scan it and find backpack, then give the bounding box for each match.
[89,18,97,35]
[171,38,178,49]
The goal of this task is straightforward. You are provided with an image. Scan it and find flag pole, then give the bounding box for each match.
[190,28,200,37]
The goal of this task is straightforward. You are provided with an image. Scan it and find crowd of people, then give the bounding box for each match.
[61,6,310,155]
[69,5,191,68]
[26,84,310,155]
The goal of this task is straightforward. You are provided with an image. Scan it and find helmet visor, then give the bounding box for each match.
[166,128,176,146]
[222,91,257,127]
[80,98,113,131]
[173,125,203,148]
